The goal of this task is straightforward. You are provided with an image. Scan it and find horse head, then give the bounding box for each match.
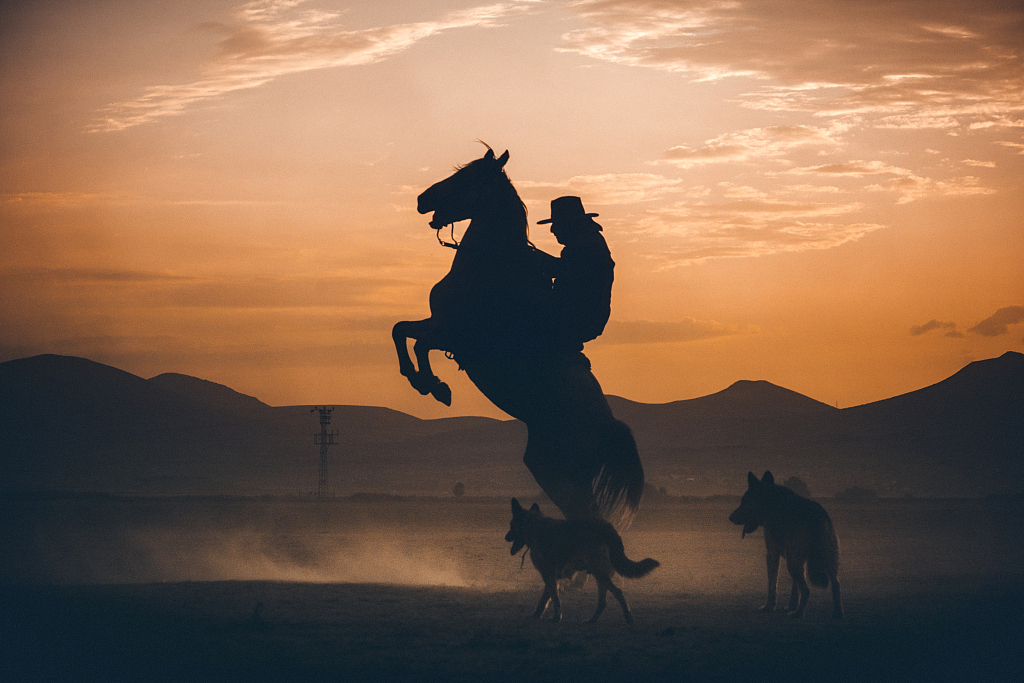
[417,148,511,231]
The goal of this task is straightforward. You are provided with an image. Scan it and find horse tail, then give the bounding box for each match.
[592,419,645,528]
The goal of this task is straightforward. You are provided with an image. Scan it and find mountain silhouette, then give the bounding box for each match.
[148,372,271,416]
[1,352,1020,498]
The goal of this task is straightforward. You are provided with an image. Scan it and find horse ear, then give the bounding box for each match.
[484,148,495,161]
[530,503,540,513]
[747,471,758,488]
[496,150,509,168]
[762,471,774,486]
[511,497,521,511]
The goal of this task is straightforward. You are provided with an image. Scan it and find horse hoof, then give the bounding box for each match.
[410,373,436,395]
[431,382,452,406]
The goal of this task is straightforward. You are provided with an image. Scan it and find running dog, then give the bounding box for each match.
[505,498,659,624]
[729,471,844,619]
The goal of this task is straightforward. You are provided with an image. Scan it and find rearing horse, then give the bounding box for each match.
[392,148,644,524]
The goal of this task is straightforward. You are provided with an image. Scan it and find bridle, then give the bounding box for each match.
[431,159,508,251]
[435,223,460,250]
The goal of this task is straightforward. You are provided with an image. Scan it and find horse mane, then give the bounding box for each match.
[455,156,531,245]
[493,170,531,243]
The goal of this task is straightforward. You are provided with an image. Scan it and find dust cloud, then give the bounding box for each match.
[2,498,510,587]
[4,497,1021,595]
[116,528,470,586]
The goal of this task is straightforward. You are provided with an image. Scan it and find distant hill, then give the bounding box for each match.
[1,352,1021,498]
[618,352,1024,497]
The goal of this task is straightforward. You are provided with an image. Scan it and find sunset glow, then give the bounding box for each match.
[2,0,1022,418]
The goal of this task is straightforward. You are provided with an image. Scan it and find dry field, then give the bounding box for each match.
[2,496,1022,682]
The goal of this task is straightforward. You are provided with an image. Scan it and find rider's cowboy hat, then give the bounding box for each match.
[537,196,599,225]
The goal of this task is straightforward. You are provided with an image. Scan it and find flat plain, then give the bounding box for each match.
[2,497,1022,682]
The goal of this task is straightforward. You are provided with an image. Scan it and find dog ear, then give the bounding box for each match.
[762,471,774,486]
[748,471,759,488]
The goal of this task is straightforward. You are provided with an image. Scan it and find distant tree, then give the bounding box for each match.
[834,486,879,503]
[643,483,670,501]
[452,482,466,498]
[783,476,811,499]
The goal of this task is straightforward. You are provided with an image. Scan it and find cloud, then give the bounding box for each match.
[910,319,962,338]
[996,141,1024,154]
[630,195,883,265]
[1,191,285,210]
[518,173,686,204]
[658,125,842,168]
[561,0,1024,132]
[598,318,755,344]
[870,175,996,205]
[1,266,197,284]
[2,191,115,208]
[787,160,910,178]
[786,161,996,203]
[90,0,531,132]
[967,305,1024,337]
[0,266,417,312]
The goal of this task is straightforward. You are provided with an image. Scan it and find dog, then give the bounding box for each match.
[729,471,844,619]
[505,498,659,624]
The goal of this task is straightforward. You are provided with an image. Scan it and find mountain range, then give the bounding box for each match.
[1,352,1021,498]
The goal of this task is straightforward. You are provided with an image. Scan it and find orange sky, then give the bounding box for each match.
[2,0,1022,419]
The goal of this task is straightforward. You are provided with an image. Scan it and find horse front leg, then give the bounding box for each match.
[391,319,452,406]
[392,320,421,380]
[413,339,452,406]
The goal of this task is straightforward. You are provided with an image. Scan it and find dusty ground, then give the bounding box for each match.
[2,497,1022,682]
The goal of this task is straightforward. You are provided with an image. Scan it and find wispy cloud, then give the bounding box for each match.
[968,305,1024,337]
[0,265,416,312]
[629,195,883,265]
[910,319,962,338]
[89,0,530,132]
[561,0,1024,132]
[658,125,842,168]
[598,318,756,344]
[1,266,196,284]
[996,141,1024,154]
[1,191,287,209]
[785,161,996,204]
[519,173,686,204]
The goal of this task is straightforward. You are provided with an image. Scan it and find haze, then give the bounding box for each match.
[2,0,1022,419]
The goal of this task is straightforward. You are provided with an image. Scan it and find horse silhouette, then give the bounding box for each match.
[392,147,644,523]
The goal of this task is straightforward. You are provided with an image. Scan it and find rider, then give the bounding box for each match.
[535,196,614,354]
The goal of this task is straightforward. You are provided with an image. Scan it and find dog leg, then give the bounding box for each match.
[587,582,608,624]
[533,584,553,619]
[596,575,633,625]
[761,550,781,612]
[786,558,810,618]
[549,581,562,623]
[831,576,844,619]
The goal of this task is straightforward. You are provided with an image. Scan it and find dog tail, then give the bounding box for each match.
[807,508,840,588]
[604,524,659,579]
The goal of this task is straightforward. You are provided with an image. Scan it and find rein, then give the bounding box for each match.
[435,223,460,250]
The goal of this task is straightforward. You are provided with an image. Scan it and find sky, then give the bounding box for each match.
[2,0,1022,420]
